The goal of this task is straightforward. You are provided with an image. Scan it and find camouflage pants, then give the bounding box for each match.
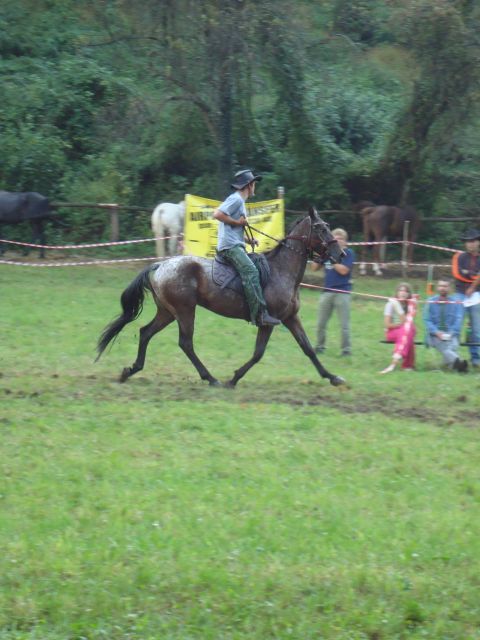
[218,245,266,323]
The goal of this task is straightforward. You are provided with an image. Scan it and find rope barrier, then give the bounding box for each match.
[349,240,403,246]
[0,256,162,267]
[0,234,180,250]
[300,283,469,305]
[0,256,161,267]
[0,235,464,258]
[0,236,463,253]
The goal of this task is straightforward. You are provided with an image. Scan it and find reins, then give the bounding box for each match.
[246,221,329,260]
[244,224,257,252]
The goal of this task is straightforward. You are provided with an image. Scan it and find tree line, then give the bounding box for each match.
[1,0,479,245]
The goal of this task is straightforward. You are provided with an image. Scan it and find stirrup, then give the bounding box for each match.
[257,311,281,327]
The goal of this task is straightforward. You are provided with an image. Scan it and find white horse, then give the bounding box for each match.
[151,200,185,257]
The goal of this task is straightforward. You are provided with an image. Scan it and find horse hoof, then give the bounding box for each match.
[119,367,131,383]
[209,379,222,387]
[224,380,236,389]
[330,375,346,387]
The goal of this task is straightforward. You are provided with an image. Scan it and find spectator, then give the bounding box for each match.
[313,228,355,356]
[451,228,480,368]
[423,279,468,372]
[380,282,418,374]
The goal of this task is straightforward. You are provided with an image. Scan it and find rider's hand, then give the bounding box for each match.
[237,216,248,227]
[248,238,259,247]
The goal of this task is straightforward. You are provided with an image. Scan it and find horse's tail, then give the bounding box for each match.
[96,264,157,360]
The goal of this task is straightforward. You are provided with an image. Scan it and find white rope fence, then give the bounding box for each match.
[0,235,462,269]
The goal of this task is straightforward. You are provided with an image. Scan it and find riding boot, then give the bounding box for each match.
[256,309,281,327]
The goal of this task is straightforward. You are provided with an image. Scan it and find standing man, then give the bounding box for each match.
[313,228,355,356]
[452,228,480,368]
[213,169,280,327]
[423,279,468,372]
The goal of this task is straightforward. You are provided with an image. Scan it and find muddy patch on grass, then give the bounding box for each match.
[93,374,473,428]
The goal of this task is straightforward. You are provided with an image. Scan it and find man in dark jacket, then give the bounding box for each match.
[451,228,480,368]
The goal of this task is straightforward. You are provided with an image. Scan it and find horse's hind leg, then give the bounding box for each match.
[120,309,174,382]
[154,222,165,258]
[167,232,177,257]
[226,326,274,388]
[177,310,220,386]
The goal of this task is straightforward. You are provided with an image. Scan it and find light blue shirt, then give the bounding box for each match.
[216,192,247,251]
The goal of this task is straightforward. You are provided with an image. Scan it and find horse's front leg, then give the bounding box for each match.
[37,220,46,259]
[359,242,368,275]
[359,216,370,275]
[283,315,346,386]
[226,326,273,388]
[372,237,383,276]
[29,220,45,259]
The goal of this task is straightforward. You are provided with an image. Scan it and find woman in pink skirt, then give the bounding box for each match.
[380,282,418,373]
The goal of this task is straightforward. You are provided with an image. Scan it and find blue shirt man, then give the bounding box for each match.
[313,228,355,356]
[451,228,480,367]
[323,247,355,292]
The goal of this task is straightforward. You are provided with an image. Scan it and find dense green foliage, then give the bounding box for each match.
[1,0,479,242]
[1,264,480,638]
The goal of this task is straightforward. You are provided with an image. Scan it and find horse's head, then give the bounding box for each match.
[308,207,345,264]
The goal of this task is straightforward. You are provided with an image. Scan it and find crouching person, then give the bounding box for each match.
[424,279,468,372]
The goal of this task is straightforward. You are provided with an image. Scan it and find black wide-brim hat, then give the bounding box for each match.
[231,169,262,190]
[460,228,480,241]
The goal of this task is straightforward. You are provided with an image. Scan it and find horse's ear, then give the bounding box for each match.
[308,206,319,221]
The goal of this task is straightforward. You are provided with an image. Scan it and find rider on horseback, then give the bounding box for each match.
[213,170,281,327]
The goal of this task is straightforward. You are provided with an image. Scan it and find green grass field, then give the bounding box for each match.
[1,263,479,639]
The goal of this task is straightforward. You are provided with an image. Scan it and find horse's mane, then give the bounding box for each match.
[264,215,307,259]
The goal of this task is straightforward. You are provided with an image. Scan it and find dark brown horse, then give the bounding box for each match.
[358,204,420,275]
[97,208,346,387]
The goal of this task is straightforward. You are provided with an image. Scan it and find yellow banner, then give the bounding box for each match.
[183,193,285,259]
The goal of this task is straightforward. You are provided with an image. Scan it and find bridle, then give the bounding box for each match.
[247,218,337,261]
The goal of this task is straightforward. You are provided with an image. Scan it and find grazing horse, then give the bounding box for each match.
[151,200,185,257]
[0,191,53,258]
[358,204,420,275]
[97,208,347,388]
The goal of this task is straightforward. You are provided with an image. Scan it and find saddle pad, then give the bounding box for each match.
[212,252,270,294]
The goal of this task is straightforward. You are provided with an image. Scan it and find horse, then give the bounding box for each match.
[151,200,185,257]
[358,204,420,275]
[97,208,347,388]
[0,191,56,258]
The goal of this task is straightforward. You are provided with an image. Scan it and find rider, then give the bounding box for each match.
[213,169,281,327]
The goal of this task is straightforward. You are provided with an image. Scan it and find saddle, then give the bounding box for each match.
[212,252,271,295]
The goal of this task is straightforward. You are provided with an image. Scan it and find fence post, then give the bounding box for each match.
[426,264,434,295]
[102,204,119,242]
[277,186,285,201]
[401,220,410,278]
